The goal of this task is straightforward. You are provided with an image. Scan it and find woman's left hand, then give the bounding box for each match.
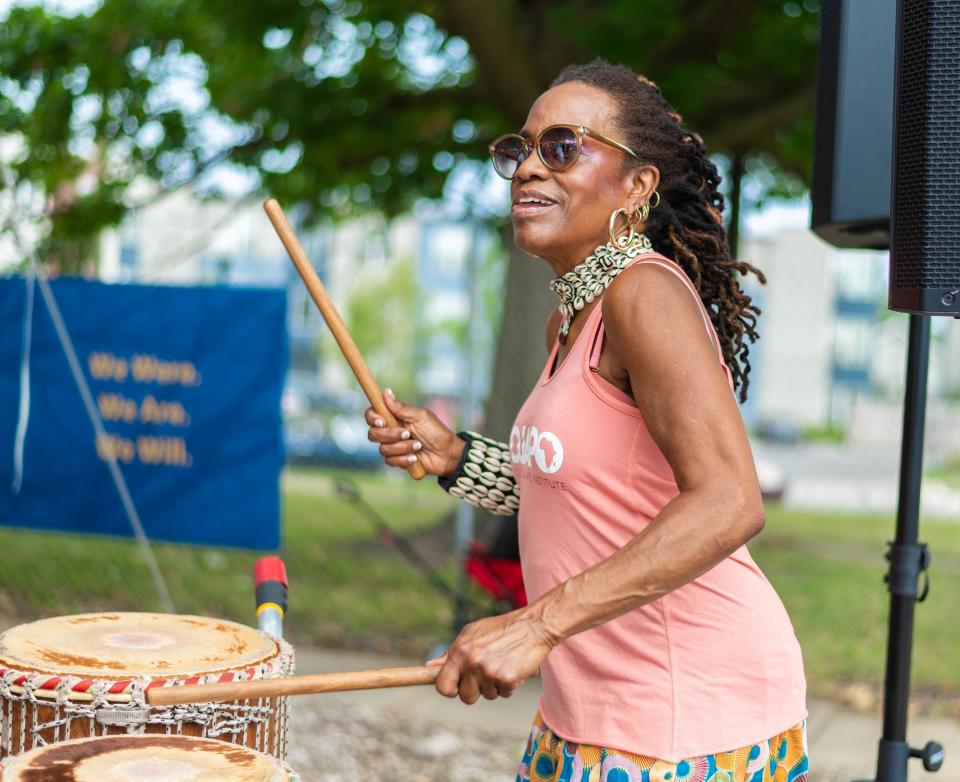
[428,606,558,704]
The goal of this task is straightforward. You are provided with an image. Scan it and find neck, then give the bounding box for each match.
[548,231,654,342]
[543,237,608,276]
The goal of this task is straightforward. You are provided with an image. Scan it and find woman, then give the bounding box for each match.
[366,58,808,782]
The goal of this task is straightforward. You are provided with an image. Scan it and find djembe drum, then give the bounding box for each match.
[0,613,294,760]
[0,733,300,781]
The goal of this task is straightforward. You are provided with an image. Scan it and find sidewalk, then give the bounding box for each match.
[291,646,960,781]
[752,441,960,520]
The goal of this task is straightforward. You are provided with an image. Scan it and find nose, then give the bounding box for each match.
[514,141,550,181]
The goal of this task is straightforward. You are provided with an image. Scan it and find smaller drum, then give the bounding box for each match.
[0,733,300,781]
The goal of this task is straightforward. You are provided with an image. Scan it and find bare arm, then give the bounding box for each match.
[528,263,765,642]
[431,264,766,704]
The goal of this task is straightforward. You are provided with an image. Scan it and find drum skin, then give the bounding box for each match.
[0,733,299,781]
[0,613,294,760]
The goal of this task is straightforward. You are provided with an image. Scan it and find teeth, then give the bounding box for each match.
[518,198,552,205]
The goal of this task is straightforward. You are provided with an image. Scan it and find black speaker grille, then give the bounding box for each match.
[811,0,842,225]
[893,1,960,289]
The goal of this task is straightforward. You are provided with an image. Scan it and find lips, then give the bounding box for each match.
[512,193,557,216]
[512,201,555,217]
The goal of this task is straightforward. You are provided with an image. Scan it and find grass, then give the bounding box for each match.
[0,469,958,712]
[925,456,960,489]
[799,423,848,444]
[0,466,461,654]
[753,505,960,710]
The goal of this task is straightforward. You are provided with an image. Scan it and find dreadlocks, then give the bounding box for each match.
[551,57,767,404]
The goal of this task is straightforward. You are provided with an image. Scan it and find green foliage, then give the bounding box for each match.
[545,0,820,177]
[343,252,418,398]
[925,455,960,489]
[0,0,820,271]
[423,314,467,351]
[800,422,847,444]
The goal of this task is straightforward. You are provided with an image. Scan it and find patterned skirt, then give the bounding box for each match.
[516,711,809,782]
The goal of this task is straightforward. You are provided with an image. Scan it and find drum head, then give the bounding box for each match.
[1,734,291,781]
[0,613,278,678]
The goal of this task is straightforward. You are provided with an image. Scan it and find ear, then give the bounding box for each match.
[624,164,660,212]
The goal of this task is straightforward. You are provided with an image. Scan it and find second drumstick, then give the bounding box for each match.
[145,665,439,706]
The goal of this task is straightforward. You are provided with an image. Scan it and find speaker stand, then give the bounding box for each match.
[858,314,943,782]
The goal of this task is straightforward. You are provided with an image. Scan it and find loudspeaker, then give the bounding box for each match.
[889,1,960,316]
[811,0,897,250]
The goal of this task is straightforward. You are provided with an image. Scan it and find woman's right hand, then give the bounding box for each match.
[365,389,466,477]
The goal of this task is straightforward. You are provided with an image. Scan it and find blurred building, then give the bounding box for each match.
[98,190,960,458]
[740,227,960,455]
[97,189,498,409]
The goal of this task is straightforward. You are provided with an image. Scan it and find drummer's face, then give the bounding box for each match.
[509,82,652,275]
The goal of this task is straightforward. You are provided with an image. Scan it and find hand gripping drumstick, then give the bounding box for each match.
[263,198,425,480]
[145,665,439,706]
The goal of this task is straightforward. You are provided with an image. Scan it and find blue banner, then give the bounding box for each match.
[0,277,287,549]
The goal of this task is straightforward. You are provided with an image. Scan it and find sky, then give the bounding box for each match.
[744,199,811,239]
[0,0,96,14]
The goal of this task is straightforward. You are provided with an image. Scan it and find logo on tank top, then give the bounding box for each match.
[510,425,564,474]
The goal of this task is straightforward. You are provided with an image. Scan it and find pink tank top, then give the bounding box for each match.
[510,252,807,761]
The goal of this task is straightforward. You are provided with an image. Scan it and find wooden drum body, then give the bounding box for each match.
[0,613,294,760]
[0,733,300,781]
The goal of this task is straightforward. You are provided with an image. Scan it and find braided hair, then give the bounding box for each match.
[551,57,767,403]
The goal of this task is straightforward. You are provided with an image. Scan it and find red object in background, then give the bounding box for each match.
[465,541,527,608]
[254,556,288,587]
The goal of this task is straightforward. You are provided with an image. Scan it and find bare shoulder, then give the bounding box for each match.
[602,259,709,353]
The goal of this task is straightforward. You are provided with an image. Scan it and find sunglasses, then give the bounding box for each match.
[488,124,638,180]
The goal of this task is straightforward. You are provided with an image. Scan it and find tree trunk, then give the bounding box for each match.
[472,222,555,540]
[482,223,556,442]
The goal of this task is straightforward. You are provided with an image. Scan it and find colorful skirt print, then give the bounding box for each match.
[516,711,809,782]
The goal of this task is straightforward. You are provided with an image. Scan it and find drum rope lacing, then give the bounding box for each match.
[0,639,294,757]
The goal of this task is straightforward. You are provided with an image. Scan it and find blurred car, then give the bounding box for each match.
[284,413,382,470]
[755,458,787,503]
[753,419,801,444]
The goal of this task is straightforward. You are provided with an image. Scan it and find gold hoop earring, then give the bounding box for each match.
[632,202,650,225]
[608,207,638,248]
[650,190,661,209]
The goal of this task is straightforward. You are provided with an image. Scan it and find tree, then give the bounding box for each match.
[1,0,817,246]
[0,0,820,427]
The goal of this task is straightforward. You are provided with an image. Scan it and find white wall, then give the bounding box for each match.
[740,229,834,428]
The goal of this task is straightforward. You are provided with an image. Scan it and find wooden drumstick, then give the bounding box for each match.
[145,665,439,706]
[263,198,425,480]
